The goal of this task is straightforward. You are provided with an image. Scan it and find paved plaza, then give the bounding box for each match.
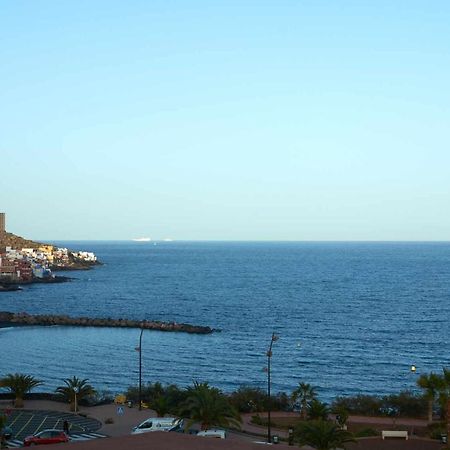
[1,407,106,447]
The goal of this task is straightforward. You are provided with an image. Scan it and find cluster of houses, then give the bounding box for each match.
[0,212,98,284]
[0,244,97,284]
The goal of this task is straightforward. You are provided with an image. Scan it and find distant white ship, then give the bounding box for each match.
[132,237,151,242]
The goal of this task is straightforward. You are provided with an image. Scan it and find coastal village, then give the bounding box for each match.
[0,212,97,286]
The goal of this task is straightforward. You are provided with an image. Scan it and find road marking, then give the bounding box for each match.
[90,432,107,437]
[70,435,92,441]
[34,415,49,433]
[69,432,108,441]
[15,414,34,438]
[5,439,23,448]
[7,411,23,427]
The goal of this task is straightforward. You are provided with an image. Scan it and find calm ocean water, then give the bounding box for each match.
[1,241,450,402]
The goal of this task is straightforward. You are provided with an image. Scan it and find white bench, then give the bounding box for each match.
[382,430,408,440]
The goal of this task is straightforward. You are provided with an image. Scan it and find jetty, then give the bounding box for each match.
[0,311,214,334]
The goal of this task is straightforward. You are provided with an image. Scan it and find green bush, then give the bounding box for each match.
[228,386,267,412]
[125,382,188,414]
[332,395,382,416]
[251,414,264,425]
[381,391,426,418]
[332,391,427,418]
[354,427,379,437]
[427,422,446,440]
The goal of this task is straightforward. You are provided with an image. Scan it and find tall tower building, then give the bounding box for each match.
[0,212,5,235]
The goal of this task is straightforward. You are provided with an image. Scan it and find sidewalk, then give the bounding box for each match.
[240,411,429,438]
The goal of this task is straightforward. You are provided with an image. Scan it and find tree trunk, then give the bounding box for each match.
[428,399,433,423]
[14,396,24,408]
[301,401,307,420]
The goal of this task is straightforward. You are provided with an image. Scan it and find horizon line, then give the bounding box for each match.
[40,239,450,243]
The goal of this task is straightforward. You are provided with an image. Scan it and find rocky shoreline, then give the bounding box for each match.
[1,275,73,286]
[50,260,103,271]
[0,311,215,334]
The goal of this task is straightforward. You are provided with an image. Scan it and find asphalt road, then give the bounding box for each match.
[1,408,105,447]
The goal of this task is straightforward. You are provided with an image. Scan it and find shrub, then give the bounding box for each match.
[427,422,446,440]
[83,390,114,406]
[228,386,267,413]
[125,382,187,414]
[381,391,427,418]
[251,414,264,425]
[332,395,382,416]
[354,427,379,438]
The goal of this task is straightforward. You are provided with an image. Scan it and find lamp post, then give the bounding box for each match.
[137,322,145,410]
[266,332,278,444]
[446,399,450,448]
[73,387,79,413]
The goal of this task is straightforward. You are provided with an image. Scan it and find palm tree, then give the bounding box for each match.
[55,377,96,411]
[307,399,330,421]
[0,373,43,408]
[152,395,170,417]
[333,406,349,429]
[180,381,241,430]
[292,382,318,420]
[438,367,450,420]
[417,372,443,423]
[295,420,355,450]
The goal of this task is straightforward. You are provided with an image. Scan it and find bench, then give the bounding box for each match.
[382,430,408,440]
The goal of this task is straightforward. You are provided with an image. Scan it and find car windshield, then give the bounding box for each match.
[38,432,51,438]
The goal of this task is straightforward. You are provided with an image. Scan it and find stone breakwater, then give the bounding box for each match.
[0,311,214,334]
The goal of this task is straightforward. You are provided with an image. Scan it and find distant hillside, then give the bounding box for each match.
[0,232,48,250]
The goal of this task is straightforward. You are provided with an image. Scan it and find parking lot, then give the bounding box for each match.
[1,408,105,447]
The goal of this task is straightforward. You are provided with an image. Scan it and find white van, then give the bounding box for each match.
[196,429,226,439]
[131,417,183,434]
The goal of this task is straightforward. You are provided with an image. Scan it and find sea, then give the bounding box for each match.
[1,241,449,403]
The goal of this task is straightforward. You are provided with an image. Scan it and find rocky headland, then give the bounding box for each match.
[0,311,215,334]
[0,231,43,249]
[0,231,99,288]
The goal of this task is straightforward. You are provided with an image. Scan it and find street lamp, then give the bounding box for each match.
[136,322,145,410]
[73,387,79,413]
[266,332,279,444]
[446,399,450,448]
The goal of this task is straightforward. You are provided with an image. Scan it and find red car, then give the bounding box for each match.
[23,429,69,446]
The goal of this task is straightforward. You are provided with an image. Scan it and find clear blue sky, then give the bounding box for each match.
[1,1,449,240]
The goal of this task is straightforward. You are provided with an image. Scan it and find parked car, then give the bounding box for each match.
[197,429,226,439]
[23,429,69,447]
[131,417,183,434]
